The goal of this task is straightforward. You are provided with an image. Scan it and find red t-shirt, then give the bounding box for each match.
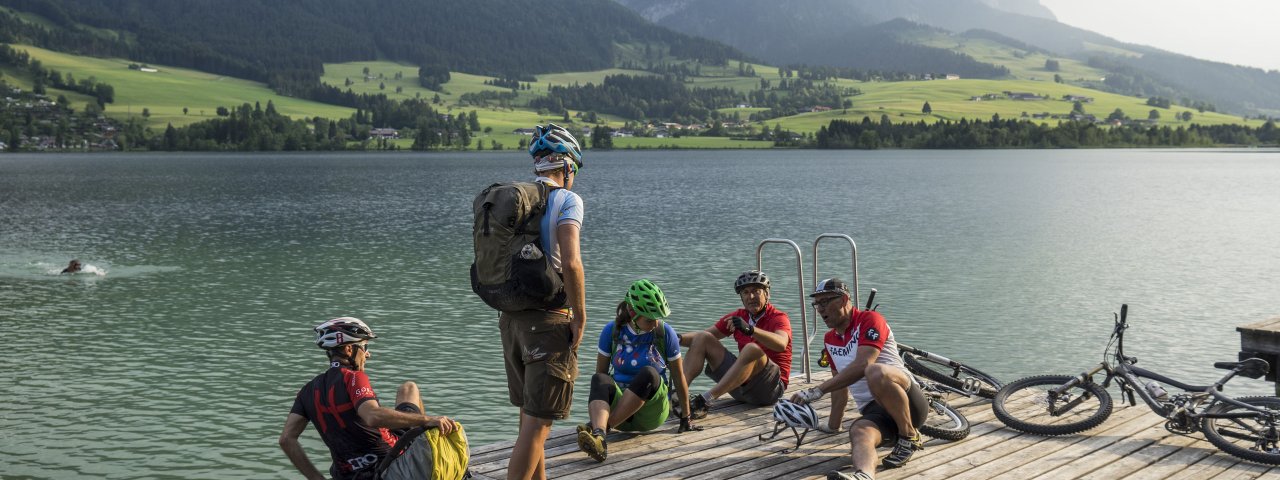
[291,364,399,479]
[714,303,793,385]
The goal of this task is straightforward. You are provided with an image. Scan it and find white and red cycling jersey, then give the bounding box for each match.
[822,309,908,410]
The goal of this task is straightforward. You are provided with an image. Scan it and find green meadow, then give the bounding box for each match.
[6,43,1264,146]
[9,44,353,128]
[771,78,1262,134]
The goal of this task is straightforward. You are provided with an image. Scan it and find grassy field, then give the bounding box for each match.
[10,44,353,128]
[770,78,1263,134]
[7,42,1264,146]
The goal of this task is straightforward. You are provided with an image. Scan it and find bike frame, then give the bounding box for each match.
[1056,306,1274,423]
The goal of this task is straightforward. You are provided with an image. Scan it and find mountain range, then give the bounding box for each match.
[1,0,1277,117]
[613,0,1280,116]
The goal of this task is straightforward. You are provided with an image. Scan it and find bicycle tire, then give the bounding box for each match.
[918,398,970,441]
[992,374,1113,436]
[903,352,1002,399]
[1200,395,1280,465]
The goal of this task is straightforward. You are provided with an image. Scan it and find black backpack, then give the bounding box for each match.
[469,181,566,311]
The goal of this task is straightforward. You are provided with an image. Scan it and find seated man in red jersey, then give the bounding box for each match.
[679,270,793,418]
[791,278,928,480]
[279,317,461,480]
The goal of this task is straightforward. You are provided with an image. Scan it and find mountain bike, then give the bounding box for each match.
[992,304,1280,465]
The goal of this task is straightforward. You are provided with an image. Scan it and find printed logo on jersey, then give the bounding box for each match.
[354,387,374,398]
[864,327,880,342]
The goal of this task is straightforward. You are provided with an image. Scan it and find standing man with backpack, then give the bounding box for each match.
[471,123,586,480]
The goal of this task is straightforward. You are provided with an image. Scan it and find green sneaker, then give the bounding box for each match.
[576,426,608,463]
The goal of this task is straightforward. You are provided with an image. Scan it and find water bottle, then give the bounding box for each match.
[1145,381,1168,401]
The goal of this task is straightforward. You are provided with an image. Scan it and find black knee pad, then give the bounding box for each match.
[626,366,662,400]
[589,372,617,403]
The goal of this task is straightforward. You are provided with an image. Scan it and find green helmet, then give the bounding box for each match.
[626,279,671,320]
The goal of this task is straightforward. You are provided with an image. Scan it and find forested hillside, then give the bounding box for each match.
[0,0,742,92]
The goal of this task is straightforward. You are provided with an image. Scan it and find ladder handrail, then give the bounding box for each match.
[812,233,859,307]
[755,239,811,383]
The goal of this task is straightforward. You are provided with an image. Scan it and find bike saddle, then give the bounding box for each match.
[1213,357,1270,379]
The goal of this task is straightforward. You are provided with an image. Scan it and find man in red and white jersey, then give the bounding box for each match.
[791,279,928,480]
[279,317,459,480]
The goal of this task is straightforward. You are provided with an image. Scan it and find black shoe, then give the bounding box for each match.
[826,470,872,480]
[689,393,709,420]
[881,432,923,469]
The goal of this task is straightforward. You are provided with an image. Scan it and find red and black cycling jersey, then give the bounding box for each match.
[290,363,398,480]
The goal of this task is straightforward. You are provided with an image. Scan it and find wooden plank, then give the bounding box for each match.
[1115,437,1224,480]
[1237,317,1280,333]
[942,405,1152,480]
[1162,453,1244,480]
[1074,430,1200,479]
[1207,460,1277,480]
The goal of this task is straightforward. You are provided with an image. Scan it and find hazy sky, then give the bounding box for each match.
[1039,0,1280,72]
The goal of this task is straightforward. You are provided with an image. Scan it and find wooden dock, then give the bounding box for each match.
[467,371,1279,479]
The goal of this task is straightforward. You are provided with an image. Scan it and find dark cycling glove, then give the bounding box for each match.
[678,416,702,433]
[731,316,754,337]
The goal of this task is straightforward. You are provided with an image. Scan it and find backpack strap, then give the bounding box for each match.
[608,319,670,376]
[372,426,428,480]
[514,181,561,236]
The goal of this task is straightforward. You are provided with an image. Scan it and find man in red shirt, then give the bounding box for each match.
[679,270,793,418]
[791,279,927,480]
[279,317,459,480]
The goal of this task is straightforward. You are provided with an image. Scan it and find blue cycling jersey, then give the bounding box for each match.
[597,321,682,385]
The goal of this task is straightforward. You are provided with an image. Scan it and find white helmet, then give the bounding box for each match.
[315,317,377,349]
[773,400,819,429]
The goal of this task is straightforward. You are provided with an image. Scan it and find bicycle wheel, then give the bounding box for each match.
[918,398,970,441]
[903,352,1002,399]
[992,374,1113,436]
[1200,396,1280,465]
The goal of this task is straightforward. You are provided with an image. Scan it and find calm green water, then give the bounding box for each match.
[3,149,1279,478]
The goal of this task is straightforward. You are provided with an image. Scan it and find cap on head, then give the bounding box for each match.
[734,270,771,294]
[314,316,377,349]
[810,277,850,297]
[626,279,671,320]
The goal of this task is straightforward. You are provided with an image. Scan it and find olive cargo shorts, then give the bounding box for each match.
[499,309,578,420]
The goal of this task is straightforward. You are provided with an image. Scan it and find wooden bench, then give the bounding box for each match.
[1238,316,1280,395]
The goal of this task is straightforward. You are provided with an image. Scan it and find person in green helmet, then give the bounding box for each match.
[575,279,701,462]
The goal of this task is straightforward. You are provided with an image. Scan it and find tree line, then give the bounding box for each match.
[815,116,1280,149]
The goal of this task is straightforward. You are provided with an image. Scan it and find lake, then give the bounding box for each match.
[2,149,1278,478]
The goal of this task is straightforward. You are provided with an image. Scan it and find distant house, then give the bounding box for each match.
[1069,113,1098,122]
[139,68,158,73]
[370,128,399,139]
[810,106,832,112]
[513,128,536,135]
[735,103,753,109]
[1062,94,1094,103]
[1031,112,1051,119]
[945,74,960,80]
[1004,91,1044,100]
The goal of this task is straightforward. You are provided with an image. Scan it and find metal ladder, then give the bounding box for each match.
[755,234,859,383]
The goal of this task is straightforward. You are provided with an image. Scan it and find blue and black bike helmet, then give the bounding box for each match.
[528,123,583,171]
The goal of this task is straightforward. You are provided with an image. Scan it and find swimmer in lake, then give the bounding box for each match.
[61,260,83,274]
